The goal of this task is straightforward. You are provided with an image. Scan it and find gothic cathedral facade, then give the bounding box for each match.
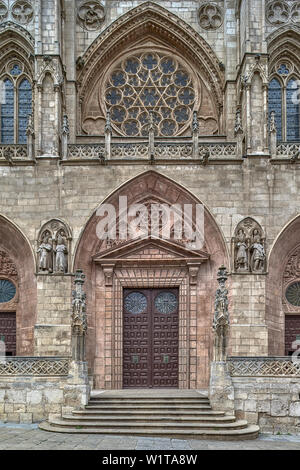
[0,0,300,393]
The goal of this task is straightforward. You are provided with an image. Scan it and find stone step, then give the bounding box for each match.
[72,409,226,417]
[85,404,212,410]
[47,417,249,431]
[65,413,236,423]
[69,411,230,422]
[60,415,239,428]
[89,398,210,405]
[39,421,260,441]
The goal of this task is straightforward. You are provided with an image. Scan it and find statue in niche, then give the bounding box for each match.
[54,234,68,273]
[235,229,249,272]
[37,234,53,273]
[250,229,265,272]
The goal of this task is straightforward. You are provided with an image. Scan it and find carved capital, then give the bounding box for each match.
[102,263,115,286]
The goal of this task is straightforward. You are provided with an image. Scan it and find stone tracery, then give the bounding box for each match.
[78,2,224,136]
[104,52,197,137]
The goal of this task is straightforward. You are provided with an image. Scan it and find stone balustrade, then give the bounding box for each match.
[0,356,70,376]
[228,356,300,377]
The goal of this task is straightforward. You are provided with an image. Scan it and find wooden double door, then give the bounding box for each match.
[0,312,16,356]
[123,288,179,388]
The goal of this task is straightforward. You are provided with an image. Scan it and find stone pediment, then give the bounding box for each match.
[93,236,209,265]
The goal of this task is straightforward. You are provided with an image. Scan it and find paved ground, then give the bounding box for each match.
[0,424,299,450]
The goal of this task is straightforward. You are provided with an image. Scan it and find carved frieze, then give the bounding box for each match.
[232,218,266,273]
[37,219,72,274]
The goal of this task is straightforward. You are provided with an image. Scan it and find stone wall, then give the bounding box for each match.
[35,275,72,356]
[0,360,90,423]
[233,377,300,434]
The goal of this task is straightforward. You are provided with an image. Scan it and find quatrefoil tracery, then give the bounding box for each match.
[104,53,197,137]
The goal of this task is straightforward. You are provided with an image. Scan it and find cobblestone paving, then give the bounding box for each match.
[0,424,299,450]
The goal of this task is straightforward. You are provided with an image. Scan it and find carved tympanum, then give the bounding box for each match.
[37,219,71,274]
[198,2,223,30]
[232,218,266,273]
[77,0,105,31]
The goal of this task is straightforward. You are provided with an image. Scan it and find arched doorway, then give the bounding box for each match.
[0,215,36,355]
[74,171,227,389]
[267,215,300,356]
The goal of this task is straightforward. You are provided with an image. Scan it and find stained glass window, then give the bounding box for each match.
[0,280,16,303]
[286,282,300,306]
[18,78,32,144]
[1,79,14,144]
[124,292,147,314]
[104,52,196,136]
[268,78,282,141]
[286,79,300,142]
[0,66,32,144]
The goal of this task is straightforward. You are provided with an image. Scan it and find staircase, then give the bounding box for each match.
[39,390,259,440]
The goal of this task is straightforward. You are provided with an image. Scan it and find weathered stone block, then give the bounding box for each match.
[44,389,64,404]
[270,400,289,417]
[20,413,33,424]
[289,401,300,417]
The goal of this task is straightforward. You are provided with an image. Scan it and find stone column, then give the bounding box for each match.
[209,266,235,413]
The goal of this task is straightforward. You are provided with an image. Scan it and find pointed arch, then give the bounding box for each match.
[74,170,228,388]
[77,2,224,135]
[267,214,300,356]
[74,170,228,272]
[0,214,36,355]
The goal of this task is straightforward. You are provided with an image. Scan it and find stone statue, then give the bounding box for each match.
[250,229,265,272]
[235,229,248,271]
[55,235,68,273]
[213,266,230,362]
[71,270,87,361]
[37,235,53,273]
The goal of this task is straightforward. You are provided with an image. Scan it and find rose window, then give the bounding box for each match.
[286,282,300,307]
[0,280,16,303]
[104,53,196,137]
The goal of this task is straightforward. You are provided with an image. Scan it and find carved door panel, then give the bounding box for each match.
[285,315,300,355]
[152,289,179,388]
[0,312,16,356]
[123,288,179,388]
